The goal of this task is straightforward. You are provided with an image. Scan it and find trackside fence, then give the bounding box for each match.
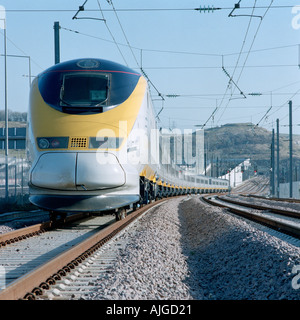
[0,157,31,212]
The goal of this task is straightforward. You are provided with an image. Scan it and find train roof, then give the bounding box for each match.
[40,58,141,76]
[35,58,143,113]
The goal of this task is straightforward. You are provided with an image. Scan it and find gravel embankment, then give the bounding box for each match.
[86,196,300,300]
[88,198,192,300]
[179,197,300,299]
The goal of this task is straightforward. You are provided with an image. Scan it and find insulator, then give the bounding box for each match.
[166,94,180,98]
[195,6,220,13]
[248,93,262,96]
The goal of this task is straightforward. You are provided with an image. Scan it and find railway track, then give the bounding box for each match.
[242,194,300,204]
[40,229,132,300]
[231,176,269,196]
[202,195,300,239]
[0,210,97,247]
[0,199,167,300]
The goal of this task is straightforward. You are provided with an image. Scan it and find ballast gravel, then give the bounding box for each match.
[86,196,300,300]
[0,225,14,234]
[88,199,192,300]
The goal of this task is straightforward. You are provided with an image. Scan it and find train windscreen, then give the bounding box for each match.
[60,73,109,107]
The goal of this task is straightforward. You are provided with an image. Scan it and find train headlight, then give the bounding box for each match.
[38,138,50,149]
[37,137,69,149]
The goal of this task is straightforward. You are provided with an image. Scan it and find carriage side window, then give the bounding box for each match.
[60,73,109,107]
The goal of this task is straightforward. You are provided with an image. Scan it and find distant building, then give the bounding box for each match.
[0,127,26,150]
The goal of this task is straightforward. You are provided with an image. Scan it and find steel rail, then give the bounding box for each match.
[0,199,167,300]
[0,222,50,246]
[218,196,300,219]
[0,212,90,247]
[202,196,300,239]
[241,194,300,204]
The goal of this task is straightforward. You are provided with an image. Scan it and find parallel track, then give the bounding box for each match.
[202,195,300,239]
[242,194,300,204]
[0,212,90,247]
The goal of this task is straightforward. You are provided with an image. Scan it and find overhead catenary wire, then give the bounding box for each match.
[72,0,168,104]
[59,24,300,60]
[196,1,279,131]
[108,0,140,69]
[266,88,300,122]
[95,0,128,66]
[214,0,259,124]
[255,92,273,127]
[61,10,298,128]
[235,0,274,86]
[249,0,291,128]
[0,29,44,71]
[59,28,167,105]
[1,5,295,13]
[200,0,258,129]
[107,0,165,105]
[60,22,299,114]
[62,25,297,118]
[228,0,258,84]
[54,0,166,115]
[215,0,275,127]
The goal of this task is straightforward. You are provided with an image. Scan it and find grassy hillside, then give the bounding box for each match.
[204,123,300,177]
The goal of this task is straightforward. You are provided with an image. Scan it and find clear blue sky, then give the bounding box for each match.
[0,0,299,135]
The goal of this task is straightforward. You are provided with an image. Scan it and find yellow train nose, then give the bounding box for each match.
[30,152,125,190]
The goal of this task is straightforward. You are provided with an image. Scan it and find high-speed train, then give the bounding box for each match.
[27,58,228,220]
